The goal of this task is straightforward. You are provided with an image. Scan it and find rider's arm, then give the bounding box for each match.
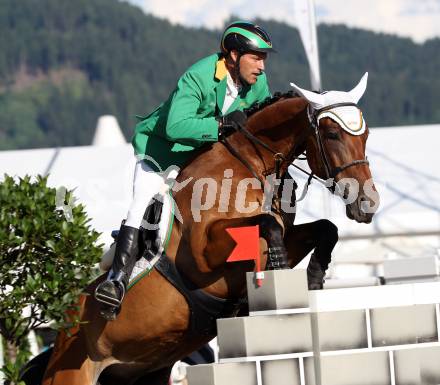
[165,71,219,148]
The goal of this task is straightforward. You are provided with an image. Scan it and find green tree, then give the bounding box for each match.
[0,175,103,384]
[1,0,440,150]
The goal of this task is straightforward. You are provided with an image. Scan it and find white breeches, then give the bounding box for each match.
[125,159,176,229]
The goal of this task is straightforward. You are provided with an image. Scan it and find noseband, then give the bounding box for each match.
[308,102,369,184]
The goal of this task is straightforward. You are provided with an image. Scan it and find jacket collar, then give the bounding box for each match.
[215,58,228,113]
[214,56,251,114]
[215,58,228,81]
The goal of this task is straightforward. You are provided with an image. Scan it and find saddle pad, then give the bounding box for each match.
[99,192,175,288]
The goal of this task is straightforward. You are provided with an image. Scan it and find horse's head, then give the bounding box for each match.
[290,73,379,223]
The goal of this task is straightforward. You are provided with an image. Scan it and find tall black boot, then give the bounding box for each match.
[95,224,140,320]
[307,252,326,290]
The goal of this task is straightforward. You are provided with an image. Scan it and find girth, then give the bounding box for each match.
[154,253,244,337]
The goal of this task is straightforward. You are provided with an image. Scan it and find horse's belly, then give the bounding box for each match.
[97,270,194,364]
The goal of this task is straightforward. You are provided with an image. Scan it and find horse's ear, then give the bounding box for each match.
[349,72,368,103]
[290,81,324,109]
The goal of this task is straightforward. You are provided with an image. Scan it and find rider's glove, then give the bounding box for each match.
[218,110,248,139]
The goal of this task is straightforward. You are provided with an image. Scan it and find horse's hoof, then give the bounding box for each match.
[308,282,324,290]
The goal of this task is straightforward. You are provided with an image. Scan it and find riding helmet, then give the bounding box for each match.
[221,21,275,54]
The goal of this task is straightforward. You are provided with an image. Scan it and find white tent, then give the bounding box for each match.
[92,115,126,147]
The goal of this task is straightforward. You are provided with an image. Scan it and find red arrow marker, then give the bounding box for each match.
[226,225,263,286]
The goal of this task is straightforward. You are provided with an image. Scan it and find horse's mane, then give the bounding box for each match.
[244,90,299,117]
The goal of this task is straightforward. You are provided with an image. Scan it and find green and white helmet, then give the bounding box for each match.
[221,21,275,54]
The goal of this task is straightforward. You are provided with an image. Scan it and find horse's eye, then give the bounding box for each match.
[325,131,340,140]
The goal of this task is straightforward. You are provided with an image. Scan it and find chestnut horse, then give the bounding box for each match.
[41,75,379,385]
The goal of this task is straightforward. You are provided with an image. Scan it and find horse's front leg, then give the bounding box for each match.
[206,213,289,271]
[42,328,103,385]
[256,214,289,270]
[284,219,338,289]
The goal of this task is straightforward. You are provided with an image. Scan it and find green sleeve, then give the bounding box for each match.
[165,71,218,147]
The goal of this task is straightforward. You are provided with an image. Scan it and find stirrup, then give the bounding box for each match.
[94,274,126,308]
[99,304,120,321]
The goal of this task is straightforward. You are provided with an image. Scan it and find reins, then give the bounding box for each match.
[221,122,289,186]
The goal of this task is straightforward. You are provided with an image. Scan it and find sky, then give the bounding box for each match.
[124,0,440,43]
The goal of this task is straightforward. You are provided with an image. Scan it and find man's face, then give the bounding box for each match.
[232,51,267,85]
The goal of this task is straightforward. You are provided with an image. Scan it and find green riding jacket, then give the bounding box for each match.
[132,53,271,171]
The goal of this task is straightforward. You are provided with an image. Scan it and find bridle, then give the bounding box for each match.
[307,102,369,193]
[221,100,369,196]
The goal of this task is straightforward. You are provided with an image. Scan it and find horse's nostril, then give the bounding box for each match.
[359,195,373,214]
[343,186,350,200]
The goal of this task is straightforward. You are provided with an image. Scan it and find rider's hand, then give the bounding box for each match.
[218,110,247,139]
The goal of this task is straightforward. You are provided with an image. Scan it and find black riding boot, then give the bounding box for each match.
[95,224,140,320]
[307,252,326,290]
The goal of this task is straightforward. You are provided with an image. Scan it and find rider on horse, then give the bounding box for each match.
[95,21,276,319]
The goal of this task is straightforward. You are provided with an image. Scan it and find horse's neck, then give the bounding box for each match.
[246,97,310,165]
